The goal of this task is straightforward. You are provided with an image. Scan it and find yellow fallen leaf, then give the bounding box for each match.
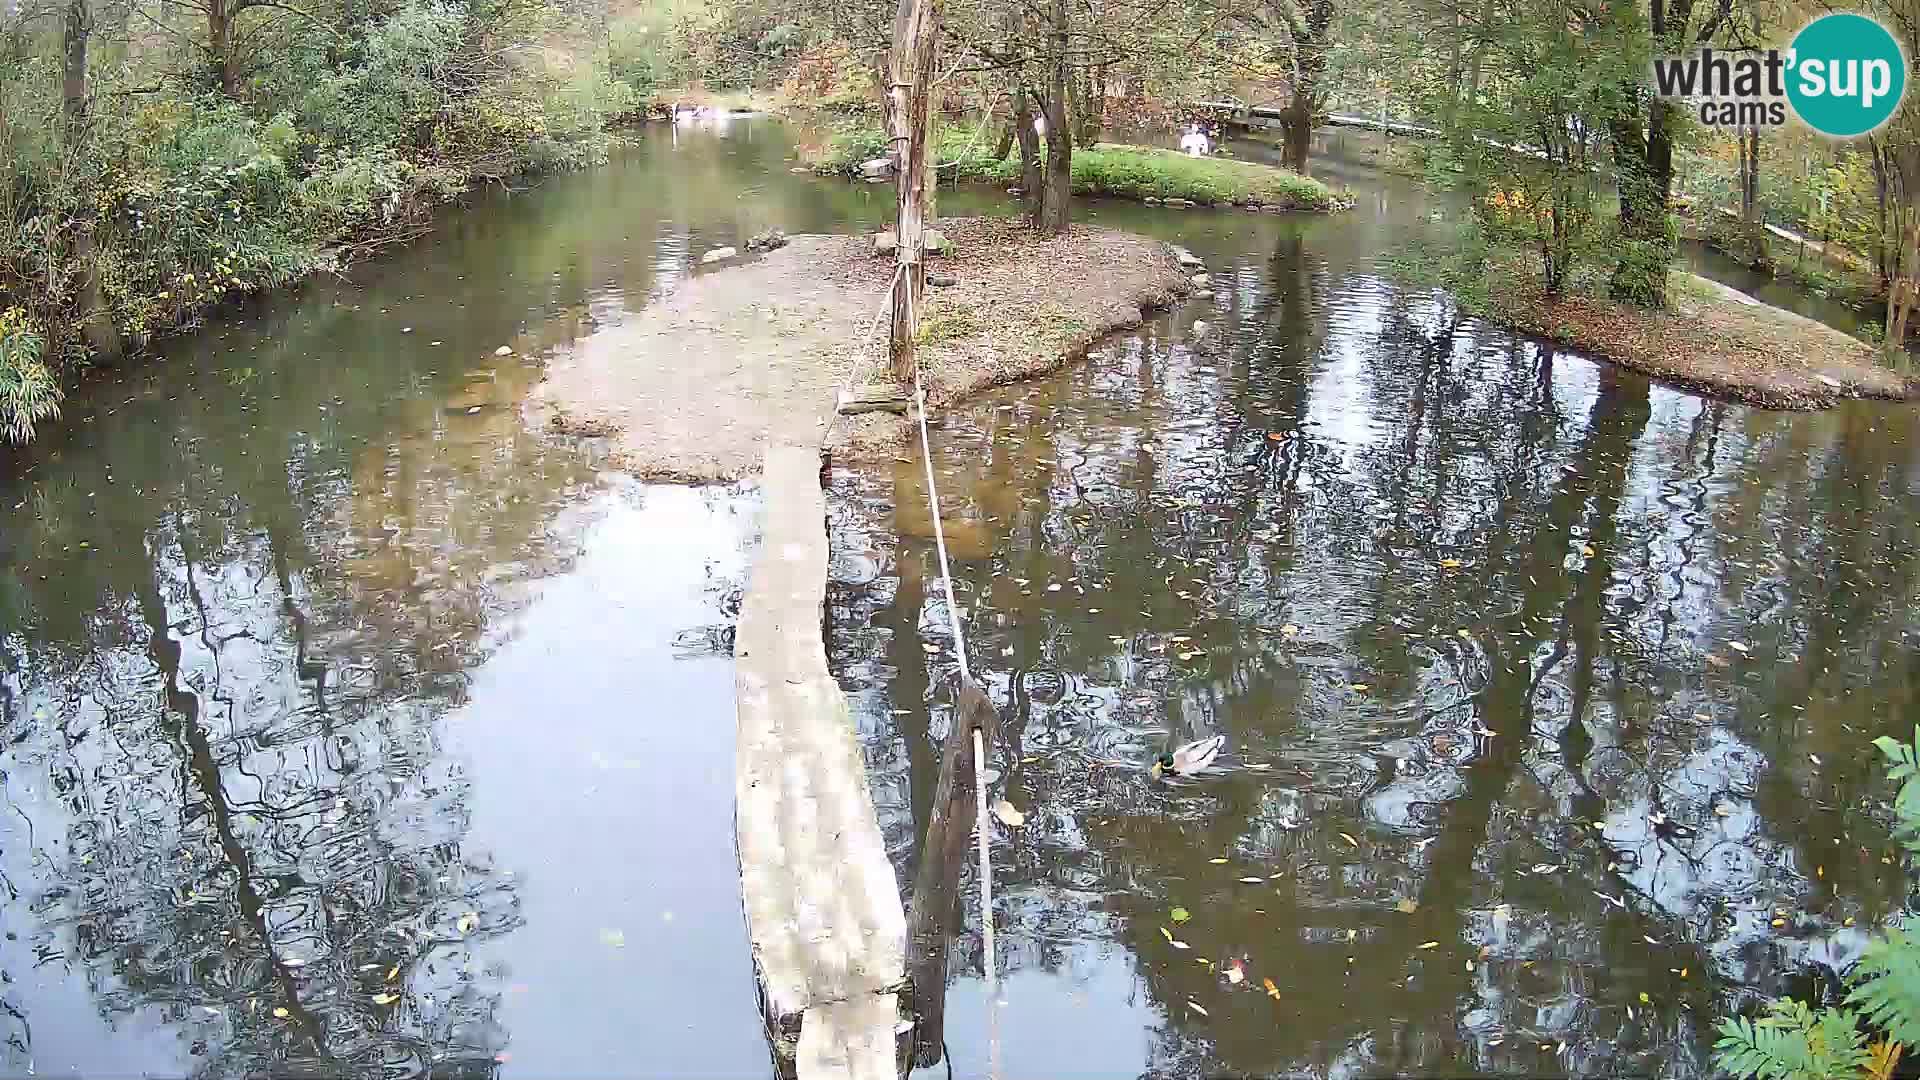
[458,912,478,935]
[273,1007,290,1019]
[1458,629,1472,639]
[1281,624,1300,636]
[373,993,398,1005]
[386,966,399,981]
[1262,977,1280,998]
[1187,999,1208,1015]
[992,800,1026,827]
[1226,963,1245,985]
[1209,857,1229,864]
[1350,683,1370,692]
[1639,992,1651,1004]
[1161,926,1174,942]
[1395,898,1418,914]
[1340,832,1360,848]
[1418,941,1440,950]
[1440,558,1462,569]
[1581,544,1596,557]
[1171,939,1191,950]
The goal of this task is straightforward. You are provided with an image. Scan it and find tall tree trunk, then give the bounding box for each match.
[208,0,237,96]
[1037,11,1072,236]
[1737,125,1769,269]
[886,0,938,384]
[63,0,120,361]
[1608,97,1676,306]
[1013,85,1042,223]
[1277,0,1332,174]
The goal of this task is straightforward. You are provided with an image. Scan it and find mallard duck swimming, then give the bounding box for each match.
[1151,735,1226,779]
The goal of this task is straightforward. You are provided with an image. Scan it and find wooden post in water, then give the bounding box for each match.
[900,676,999,1072]
[886,0,938,387]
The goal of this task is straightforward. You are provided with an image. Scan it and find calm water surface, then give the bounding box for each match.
[1,119,1916,1078]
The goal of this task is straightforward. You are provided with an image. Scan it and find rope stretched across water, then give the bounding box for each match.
[906,315,1002,1080]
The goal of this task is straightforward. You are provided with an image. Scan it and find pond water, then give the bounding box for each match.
[1,118,1916,1079]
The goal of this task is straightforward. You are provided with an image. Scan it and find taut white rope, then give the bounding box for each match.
[908,346,1000,1079]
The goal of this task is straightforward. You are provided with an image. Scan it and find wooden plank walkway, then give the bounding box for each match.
[736,444,906,1080]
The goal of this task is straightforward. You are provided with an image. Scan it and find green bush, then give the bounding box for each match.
[1713,728,1920,1080]
[0,0,631,441]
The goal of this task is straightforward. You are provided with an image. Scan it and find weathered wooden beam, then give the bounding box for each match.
[837,385,912,415]
[901,676,999,1072]
[737,445,906,1080]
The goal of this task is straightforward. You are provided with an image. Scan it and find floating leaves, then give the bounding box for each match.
[1171,907,1191,923]
[457,912,478,935]
[1160,926,1174,943]
[1439,558,1462,569]
[1186,999,1208,1016]
[372,993,398,1006]
[992,800,1026,827]
[1339,832,1360,848]
[1225,960,1246,985]
[1208,857,1229,865]
[1395,898,1419,914]
[1262,977,1280,999]
[598,928,626,948]
[272,1007,290,1019]
[1418,941,1440,950]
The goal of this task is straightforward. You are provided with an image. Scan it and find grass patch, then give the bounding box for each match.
[801,118,1342,212]
[920,304,987,344]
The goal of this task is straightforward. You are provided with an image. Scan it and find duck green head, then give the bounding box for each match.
[1150,752,1175,779]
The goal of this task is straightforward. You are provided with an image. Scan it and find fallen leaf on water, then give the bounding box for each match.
[386,966,399,981]
[1418,941,1440,950]
[1347,929,1357,943]
[921,642,941,653]
[1281,624,1300,636]
[1350,683,1370,692]
[1639,992,1651,1004]
[1704,653,1729,667]
[1161,926,1175,943]
[1395,898,1419,914]
[1171,939,1191,950]
[992,800,1026,827]
[273,1007,290,1019]
[457,912,478,935]
[1729,641,1750,653]
[1263,977,1280,999]
[1226,960,1245,985]
[599,928,626,947]
[1340,832,1360,848]
[1810,754,1822,766]
[1581,545,1596,557]
[1171,907,1191,923]
[1187,999,1209,1016]
[1208,857,1229,864]
[1239,876,1265,884]
[1440,558,1462,569]
[373,993,398,1005]
[1458,629,1472,640]
[1714,804,1733,817]
[1246,762,1271,771]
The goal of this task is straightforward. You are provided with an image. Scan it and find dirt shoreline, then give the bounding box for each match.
[534,217,1189,481]
[1486,271,1916,410]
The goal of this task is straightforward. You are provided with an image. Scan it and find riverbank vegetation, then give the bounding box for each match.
[805,121,1341,210]
[0,0,638,439]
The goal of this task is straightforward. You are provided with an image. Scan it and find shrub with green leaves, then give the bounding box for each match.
[1713,728,1920,1080]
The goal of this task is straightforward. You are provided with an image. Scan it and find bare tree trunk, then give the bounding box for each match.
[886,0,938,384]
[1737,125,1770,269]
[1036,0,1072,234]
[209,0,237,96]
[1013,86,1041,223]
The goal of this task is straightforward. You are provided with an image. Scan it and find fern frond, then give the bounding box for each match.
[1851,920,1920,1047]
[1714,1001,1869,1080]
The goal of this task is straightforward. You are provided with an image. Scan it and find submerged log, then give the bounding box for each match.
[901,676,999,1072]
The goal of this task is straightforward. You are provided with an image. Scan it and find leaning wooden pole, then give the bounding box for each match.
[887,0,939,386]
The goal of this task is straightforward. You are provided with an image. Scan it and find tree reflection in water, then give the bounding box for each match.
[829,223,1920,1077]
